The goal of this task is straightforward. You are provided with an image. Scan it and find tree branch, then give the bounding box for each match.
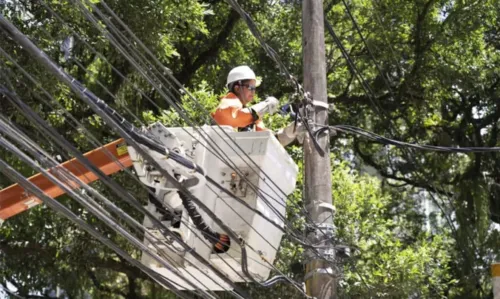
[175,9,240,86]
[126,274,142,299]
[353,140,454,197]
[87,270,127,298]
[410,0,438,78]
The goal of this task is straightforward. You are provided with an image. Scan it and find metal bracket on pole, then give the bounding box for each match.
[305,222,335,238]
[319,202,335,214]
[305,222,337,262]
[311,100,329,110]
[316,223,336,236]
[304,267,334,281]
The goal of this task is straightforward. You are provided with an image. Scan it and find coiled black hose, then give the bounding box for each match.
[178,191,230,253]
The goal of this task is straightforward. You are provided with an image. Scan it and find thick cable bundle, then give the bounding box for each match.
[178,190,231,253]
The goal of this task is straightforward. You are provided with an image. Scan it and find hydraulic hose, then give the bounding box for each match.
[178,191,230,253]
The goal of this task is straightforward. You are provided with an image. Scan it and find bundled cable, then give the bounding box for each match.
[0,148,194,299]
[0,3,333,295]
[177,189,230,253]
[324,2,489,293]
[329,125,500,153]
[0,15,250,298]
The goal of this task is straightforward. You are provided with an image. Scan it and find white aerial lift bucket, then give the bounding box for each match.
[131,124,298,290]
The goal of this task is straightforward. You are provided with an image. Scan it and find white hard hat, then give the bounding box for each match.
[226,65,257,88]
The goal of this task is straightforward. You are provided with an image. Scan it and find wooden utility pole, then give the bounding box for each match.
[302,0,337,298]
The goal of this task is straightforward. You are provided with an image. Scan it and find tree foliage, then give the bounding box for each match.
[1,0,499,298]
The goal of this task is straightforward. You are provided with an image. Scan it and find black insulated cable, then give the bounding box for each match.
[330,125,500,153]
[178,190,230,253]
[0,16,249,298]
[2,5,332,296]
[0,157,194,299]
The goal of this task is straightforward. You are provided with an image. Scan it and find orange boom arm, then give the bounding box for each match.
[0,139,132,222]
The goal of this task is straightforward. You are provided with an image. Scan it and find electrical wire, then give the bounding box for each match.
[65,0,348,288]
[0,24,249,296]
[324,2,488,294]
[0,115,229,298]
[328,125,500,153]
[69,0,334,259]
[0,2,340,296]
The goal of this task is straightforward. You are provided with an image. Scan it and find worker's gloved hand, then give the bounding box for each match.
[276,121,306,146]
[264,96,279,114]
[250,96,279,117]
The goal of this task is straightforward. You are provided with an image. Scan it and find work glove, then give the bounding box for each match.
[276,121,306,146]
[250,96,279,117]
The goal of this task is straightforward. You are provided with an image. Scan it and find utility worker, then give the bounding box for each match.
[212,65,303,146]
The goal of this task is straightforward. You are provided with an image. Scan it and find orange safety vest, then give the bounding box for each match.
[211,92,267,131]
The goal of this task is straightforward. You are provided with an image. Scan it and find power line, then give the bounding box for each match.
[75,0,340,261]
[0,114,229,298]
[0,1,346,298]
[0,14,310,299]
[0,19,249,297]
[324,2,487,295]
[328,124,500,153]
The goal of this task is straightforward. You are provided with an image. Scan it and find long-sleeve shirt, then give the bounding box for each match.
[211,93,267,131]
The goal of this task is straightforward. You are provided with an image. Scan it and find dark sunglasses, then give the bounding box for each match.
[241,84,257,92]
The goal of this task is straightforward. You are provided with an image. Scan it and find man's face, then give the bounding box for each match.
[236,79,257,105]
